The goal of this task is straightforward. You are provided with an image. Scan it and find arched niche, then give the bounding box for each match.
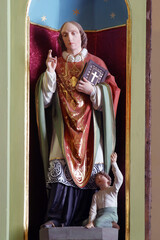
[27,1,131,239]
[24,0,149,240]
[28,0,131,239]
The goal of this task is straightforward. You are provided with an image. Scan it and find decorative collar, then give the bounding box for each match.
[62,48,88,62]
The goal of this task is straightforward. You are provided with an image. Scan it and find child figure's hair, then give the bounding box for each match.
[95,171,112,186]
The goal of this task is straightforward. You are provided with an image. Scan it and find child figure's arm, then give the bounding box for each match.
[111,153,123,192]
[85,193,97,228]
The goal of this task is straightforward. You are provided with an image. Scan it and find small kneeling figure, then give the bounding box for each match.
[84,152,123,229]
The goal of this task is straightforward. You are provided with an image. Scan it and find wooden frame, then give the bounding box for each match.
[0,0,151,239]
[145,0,152,239]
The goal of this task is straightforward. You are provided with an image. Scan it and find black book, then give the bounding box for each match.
[79,59,108,85]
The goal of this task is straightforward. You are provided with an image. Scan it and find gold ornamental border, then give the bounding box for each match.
[30,20,127,32]
[24,0,32,239]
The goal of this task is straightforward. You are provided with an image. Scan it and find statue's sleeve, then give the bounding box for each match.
[35,74,49,181]
[89,55,120,116]
[90,75,120,116]
[42,70,57,107]
[112,162,123,192]
[90,86,103,111]
[88,194,97,222]
[99,83,116,173]
[105,73,121,117]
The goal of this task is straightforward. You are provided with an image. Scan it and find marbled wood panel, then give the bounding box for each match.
[145,0,152,240]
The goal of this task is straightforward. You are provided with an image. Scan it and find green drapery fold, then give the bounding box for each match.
[35,74,49,180]
[99,83,116,173]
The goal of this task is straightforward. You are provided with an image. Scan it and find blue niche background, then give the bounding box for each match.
[28,0,128,30]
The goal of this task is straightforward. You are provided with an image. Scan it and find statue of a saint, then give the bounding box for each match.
[35,21,120,228]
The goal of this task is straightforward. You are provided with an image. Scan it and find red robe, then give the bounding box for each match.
[54,53,120,188]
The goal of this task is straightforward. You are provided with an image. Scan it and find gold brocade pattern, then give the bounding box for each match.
[56,58,94,188]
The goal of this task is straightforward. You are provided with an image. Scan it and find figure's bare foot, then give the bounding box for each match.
[40,220,55,229]
[112,221,120,230]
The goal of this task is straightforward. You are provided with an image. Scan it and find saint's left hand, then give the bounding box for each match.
[76,77,94,95]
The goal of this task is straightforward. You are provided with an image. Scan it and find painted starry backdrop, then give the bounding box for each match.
[28,0,128,30]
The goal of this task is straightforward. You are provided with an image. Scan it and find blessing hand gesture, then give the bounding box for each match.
[46,49,57,73]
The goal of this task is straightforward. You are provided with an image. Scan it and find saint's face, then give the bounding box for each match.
[61,22,82,55]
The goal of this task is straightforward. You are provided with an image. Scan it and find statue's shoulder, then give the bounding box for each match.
[86,53,106,69]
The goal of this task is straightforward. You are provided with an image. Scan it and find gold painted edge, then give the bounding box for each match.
[24,1,31,239]
[85,24,127,32]
[125,0,132,240]
[30,21,127,33]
